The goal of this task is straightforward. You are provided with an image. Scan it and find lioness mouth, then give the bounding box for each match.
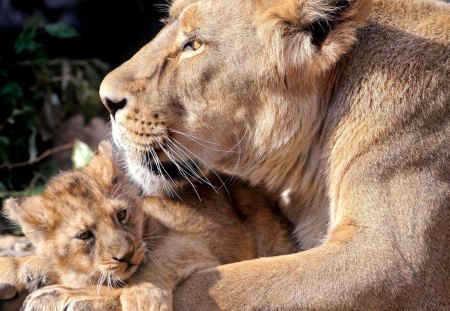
[142,151,201,181]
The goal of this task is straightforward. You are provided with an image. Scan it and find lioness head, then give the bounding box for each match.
[99,0,370,195]
[4,142,146,287]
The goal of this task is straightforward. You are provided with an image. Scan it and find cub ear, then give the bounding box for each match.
[3,197,48,246]
[84,140,118,185]
[259,0,371,73]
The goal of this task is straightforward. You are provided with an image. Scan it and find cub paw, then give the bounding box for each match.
[22,285,67,311]
[22,285,120,311]
[0,256,22,299]
[121,284,172,311]
[0,283,17,300]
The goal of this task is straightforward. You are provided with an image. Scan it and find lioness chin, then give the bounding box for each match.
[96,0,449,309]
[0,141,295,311]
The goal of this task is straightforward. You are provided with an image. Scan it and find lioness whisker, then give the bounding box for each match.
[148,146,183,200]
[163,137,215,188]
[223,128,247,185]
[170,137,231,199]
[156,139,202,200]
[162,147,199,181]
[169,129,239,153]
[163,134,218,192]
[148,148,165,178]
[168,129,220,146]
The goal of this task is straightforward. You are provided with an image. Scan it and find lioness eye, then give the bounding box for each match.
[117,209,127,223]
[76,230,93,240]
[182,39,203,52]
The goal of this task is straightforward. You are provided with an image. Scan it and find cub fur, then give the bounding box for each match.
[1,141,295,311]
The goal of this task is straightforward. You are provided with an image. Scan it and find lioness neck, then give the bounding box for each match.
[237,83,332,249]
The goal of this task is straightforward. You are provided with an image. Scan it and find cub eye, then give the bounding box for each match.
[76,230,93,241]
[117,209,127,223]
[182,39,203,52]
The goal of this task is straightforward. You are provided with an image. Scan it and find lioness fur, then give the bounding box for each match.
[95,0,450,309]
[1,0,448,309]
[0,141,295,311]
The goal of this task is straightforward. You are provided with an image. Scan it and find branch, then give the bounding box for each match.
[0,142,74,170]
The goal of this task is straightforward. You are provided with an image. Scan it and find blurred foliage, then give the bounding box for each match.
[72,140,94,169]
[0,16,109,204]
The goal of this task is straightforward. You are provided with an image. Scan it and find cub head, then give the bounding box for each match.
[3,141,146,287]
[99,0,371,194]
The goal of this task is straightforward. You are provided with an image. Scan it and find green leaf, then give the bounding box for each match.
[30,184,45,195]
[0,137,10,163]
[45,23,79,39]
[24,16,45,29]
[15,17,44,54]
[1,82,23,98]
[40,162,58,179]
[71,140,94,169]
[0,136,10,146]
[15,28,38,53]
[0,181,6,192]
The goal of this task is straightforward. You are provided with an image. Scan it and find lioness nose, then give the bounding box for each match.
[112,249,134,264]
[101,97,127,118]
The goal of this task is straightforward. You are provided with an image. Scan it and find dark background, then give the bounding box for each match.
[0,0,167,234]
[0,0,167,66]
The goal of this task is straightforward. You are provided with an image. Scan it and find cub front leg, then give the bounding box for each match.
[22,285,122,311]
[0,255,54,311]
[120,283,172,311]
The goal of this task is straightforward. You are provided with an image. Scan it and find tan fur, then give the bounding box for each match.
[0,141,295,310]
[94,0,449,309]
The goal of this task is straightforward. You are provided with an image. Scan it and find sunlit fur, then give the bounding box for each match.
[2,141,295,310]
[99,0,450,309]
[4,142,145,289]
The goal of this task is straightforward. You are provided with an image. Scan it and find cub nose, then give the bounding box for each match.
[101,97,127,119]
[112,248,134,264]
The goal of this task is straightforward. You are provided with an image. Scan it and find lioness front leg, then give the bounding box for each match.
[174,228,425,311]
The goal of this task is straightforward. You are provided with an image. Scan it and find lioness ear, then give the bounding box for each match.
[84,140,118,185]
[259,0,371,73]
[3,197,49,246]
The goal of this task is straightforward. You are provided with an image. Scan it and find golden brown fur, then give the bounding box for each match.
[0,141,295,310]
[2,0,449,309]
[96,0,449,309]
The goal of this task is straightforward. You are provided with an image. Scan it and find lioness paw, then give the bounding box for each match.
[121,284,172,311]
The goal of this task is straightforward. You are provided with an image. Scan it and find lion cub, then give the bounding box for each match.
[2,141,295,311]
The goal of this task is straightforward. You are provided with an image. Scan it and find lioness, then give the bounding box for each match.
[2,0,449,309]
[0,141,295,310]
[96,0,448,309]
